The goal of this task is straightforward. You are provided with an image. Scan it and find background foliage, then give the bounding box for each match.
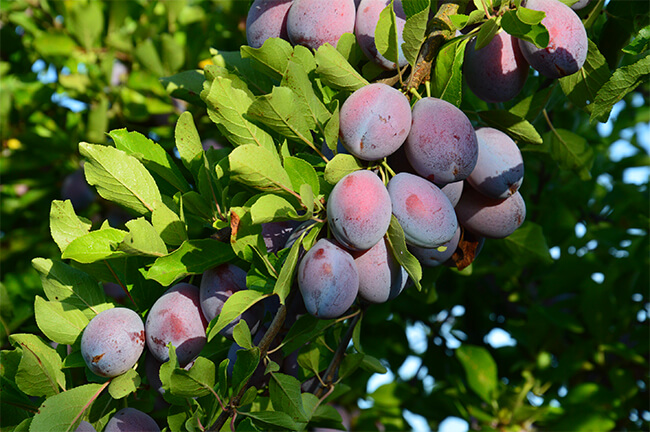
[1,0,649,431]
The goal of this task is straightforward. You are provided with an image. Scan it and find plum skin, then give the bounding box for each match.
[355,0,407,69]
[409,226,461,267]
[339,83,412,161]
[199,264,263,340]
[286,0,356,50]
[297,238,359,319]
[467,127,524,200]
[352,237,408,303]
[145,283,207,367]
[246,0,294,48]
[104,408,160,432]
[388,172,459,248]
[404,97,479,185]
[80,307,145,378]
[518,0,588,78]
[327,170,392,251]
[464,31,529,103]
[455,186,526,239]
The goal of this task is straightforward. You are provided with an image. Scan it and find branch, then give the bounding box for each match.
[207,302,288,432]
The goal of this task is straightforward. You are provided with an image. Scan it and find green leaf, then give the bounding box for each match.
[247,86,315,146]
[31,258,106,318]
[230,206,266,262]
[324,154,364,185]
[269,373,308,423]
[456,344,498,403]
[34,296,89,345]
[385,215,422,290]
[402,0,430,18]
[79,143,162,215]
[284,156,320,196]
[68,2,103,50]
[174,111,204,174]
[170,357,216,398]
[30,383,106,432]
[207,290,267,341]
[241,38,294,80]
[146,239,235,286]
[516,6,546,25]
[202,75,276,152]
[281,61,331,128]
[478,110,543,145]
[622,25,650,55]
[161,69,206,106]
[449,14,470,30]
[546,129,594,180]
[119,218,168,257]
[229,145,293,193]
[474,17,500,50]
[403,7,430,66]
[339,353,365,380]
[274,232,305,304]
[49,200,91,253]
[62,227,128,263]
[433,38,468,106]
[315,44,369,91]
[502,222,553,264]
[232,347,261,395]
[239,410,298,431]
[560,40,611,113]
[152,200,188,246]
[375,1,401,69]
[9,334,65,397]
[361,354,388,374]
[108,369,140,399]
[109,129,190,194]
[233,320,253,350]
[33,33,77,57]
[134,38,165,77]
[501,10,549,49]
[323,101,340,155]
[251,195,299,224]
[590,54,650,123]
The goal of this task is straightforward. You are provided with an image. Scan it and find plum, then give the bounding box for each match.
[199,264,263,340]
[464,30,529,103]
[518,0,588,78]
[455,186,526,238]
[75,421,96,432]
[105,408,160,432]
[440,181,464,207]
[298,238,359,319]
[339,83,412,161]
[261,220,300,253]
[352,237,408,303]
[467,127,524,199]
[355,0,407,69]
[388,173,458,248]
[409,226,461,267]
[287,0,356,50]
[80,307,145,378]
[404,97,479,185]
[327,170,392,251]
[145,283,207,367]
[246,0,294,48]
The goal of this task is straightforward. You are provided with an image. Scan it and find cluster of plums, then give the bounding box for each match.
[247,0,589,100]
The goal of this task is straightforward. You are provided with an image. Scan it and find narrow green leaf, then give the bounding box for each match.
[34,296,89,345]
[241,38,294,80]
[501,10,549,49]
[475,17,499,50]
[9,334,66,398]
[207,290,267,341]
[274,233,304,304]
[169,357,216,398]
[251,195,299,225]
[49,200,91,253]
[449,14,470,30]
[174,111,204,173]
[385,216,422,290]
[560,40,611,113]
[108,369,140,399]
[622,25,650,55]
[151,200,188,246]
[456,344,498,403]
[146,239,235,286]
[229,145,293,193]
[433,38,468,106]
[79,143,162,215]
[160,69,206,106]
[109,129,190,194]
[233,320,253,350]
[323,101,340,155]
[315,44,369,92]
[239,410,298,431]
[62,228,128,263]
[134,38,165,77]
[281,61,331,128]
[516,6,546,25]
[502,222,553,264]
[284,156,320,196]
[546,129,594,180]
[30,384,106,432]
[232,347,261,395]
[375,1,401,69]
